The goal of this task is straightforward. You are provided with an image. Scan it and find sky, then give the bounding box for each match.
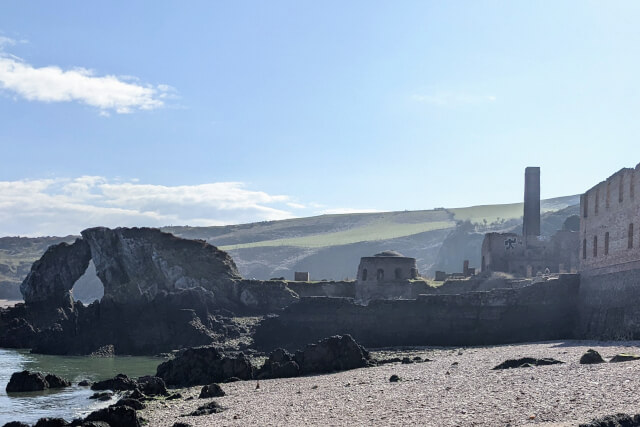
[1,1,640,236]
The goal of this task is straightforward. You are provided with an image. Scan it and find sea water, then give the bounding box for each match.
[0,348,162,425]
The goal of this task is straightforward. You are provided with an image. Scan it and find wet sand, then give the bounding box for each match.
[140,340,640,427]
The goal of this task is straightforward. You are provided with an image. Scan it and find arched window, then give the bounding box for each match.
[361,268,367,281]
[394,268,402,279]
[629,223,634,249]
[376,269,384,281]
[583,238,587,260]
[593,235,598,257]
[605,232,610,255]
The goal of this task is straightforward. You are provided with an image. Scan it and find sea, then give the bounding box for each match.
[0,348,161,425]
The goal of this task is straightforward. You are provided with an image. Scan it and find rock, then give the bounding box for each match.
[45,374,71,388]
[294,335,370,375]
[89,345,115,357]
[492,357,563,370]
[610,353,640,363]
[257,348,300,379]
[580,349,605,364]
[20,238,92,306]
[389,374,400,382]
[78,423,110,427]
[78,380,91,386]
[84,406,141,427]
[167,392,183,400]
[2,422,30,427]
[91,374,138,391]
[223,377,241,383]
[89,392,113,401]
[401,357,413,364]
[156,346,254,386]
[112,398,145,410]
[184,401,226,416]
[0,317,37,348]
[376,357,402,365]
[199,383,225,398]
[34,418,68,427]
[172,424,193,427]
[127,389,146,400]
[6,370,49,392]
[136,376,167,396]
[579,413,640,426]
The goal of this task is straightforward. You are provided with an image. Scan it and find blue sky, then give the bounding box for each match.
[1,1,640,236]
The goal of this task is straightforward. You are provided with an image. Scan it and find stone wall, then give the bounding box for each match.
[254,274,580,351]
[286,281,355,298]
[580,164,640,275]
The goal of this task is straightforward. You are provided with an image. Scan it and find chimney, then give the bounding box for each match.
[523,167,541,236]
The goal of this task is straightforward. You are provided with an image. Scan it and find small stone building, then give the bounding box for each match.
[355,250,419,304]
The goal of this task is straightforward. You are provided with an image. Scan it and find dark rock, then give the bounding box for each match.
[389,374,400,382]
[34,418,68,427]
[136,376,167,396]
[172,424,193,427]
[45,374,71,389]
[257,348,300,379]
[156,346,254,386]
[376,357,402,365]
[2,422,30,427]
[91,373,138,391]
[89,392,113,401]
[6,370,49,392]
[492,357,563,370]
[578,413,640,426]
[184,401,226,416]
[413,356,423,362]
[127,389,146,400]
[580,349,605,364]
[20,238,91,306]
[199,383,225,398]
[294,335,370,375]
[84,405,140,427]
[610,353,640,363]
[223,377,241,383]
[112,398,145,410]
[401,357,413,364]
[78,423,110,427]
[0,317,37,348]
[167,392,183,400]
[89,345,114,357]
[78,380,91,387]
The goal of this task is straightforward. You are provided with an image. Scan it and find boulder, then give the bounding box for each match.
[84,406,140,427]
[136,376,167,396]
[33,419,68,427]
[0,317,37,348]
[6,370,48,392]
[45,374,71,389]
[294,335,371,375]
[156,346,254,386]
[20,238,91,306]
[91,374,138,391]
[199,383,225,398]
[2,422,30,427]
[112,398,145,410]
[89,392,113,401]
[492,357,563,370]
[579,413,640,427]
[257,348,300,379]
[579,349,605,364]
[185,401,226,416]
[610,353,640,363]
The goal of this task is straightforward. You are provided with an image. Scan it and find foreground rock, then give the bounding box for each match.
[609,353,640,363]
[199,383,225,398]
[579,413,640,426]
[156,346,254,386]
[184,401,226,416]
[5,370,70,393]
[492,357,563,370]
[91,374,138,391]
[84,405,140,427]
[580,349,605,364]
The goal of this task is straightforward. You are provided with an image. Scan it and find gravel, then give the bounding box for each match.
[140,340,640,426]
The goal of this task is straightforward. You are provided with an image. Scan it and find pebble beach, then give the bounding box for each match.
[140,340,640,427]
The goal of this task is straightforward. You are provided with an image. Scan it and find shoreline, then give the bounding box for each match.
[140,340,640,426]
[0,299,20,309]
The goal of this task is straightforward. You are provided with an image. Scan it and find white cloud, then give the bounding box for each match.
[0,177,296,236]
[0,43,170,114]
[412,92,497,107]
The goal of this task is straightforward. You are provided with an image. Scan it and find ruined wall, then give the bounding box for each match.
[580,164,640,275]
[254,275,580,351]
[285,281,355,298]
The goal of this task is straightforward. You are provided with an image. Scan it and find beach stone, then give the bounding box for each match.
[89,345,115,358]
[91,373,138,391]
[136,376,167,396]
[45,374,71,388]
[156,346,254,386]
[492,357,563,370]
[579,412,640,426]
[185,401,226,416]
[610,353,640,363]
[172,423,193,427]
[401,357,413,364]
[167,392,183,400]
[580,349,605,364]
[389,374,400,382]
[6,370,49,392]
[89,392,113,401]
[34,418,68,427]
[127,389,146,400]
[294,335,371,375]
[84,405,140,427]
[112,398,145,410]
[199,383,225,398]
[78,380,91,387]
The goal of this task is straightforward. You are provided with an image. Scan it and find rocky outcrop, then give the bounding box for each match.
[91,374,138,391]
[20,239,91,306]
[294,335,371,374]
[5,370,70,392]
[84,405,141,427]
[492,358,563,370]
[199,383,225,398]
[580,349,605,364]
[156,346,254,386]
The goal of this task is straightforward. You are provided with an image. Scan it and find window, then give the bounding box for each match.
[629,223,634,249]
[394,268,402,279]
[376,269,384,281]
[605,232,610,255]
[583,238,587,260]
[361,268,367,281]
[593,235,598,257]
